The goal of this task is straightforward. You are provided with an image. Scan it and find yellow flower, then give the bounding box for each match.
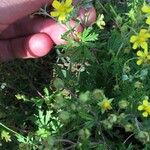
[141,5,150,25]
[50,0,74,21]
[136,49,150,65]
[99,98,113,113]
[130,29,150,51]
[96,14,106,29]
[138,97,150,117]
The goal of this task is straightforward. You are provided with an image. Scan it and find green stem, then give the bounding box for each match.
[109,5,118,17]
[123,57,138,67]
[0,122,18,135]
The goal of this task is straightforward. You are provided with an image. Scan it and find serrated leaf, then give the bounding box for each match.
[81,27,98,43]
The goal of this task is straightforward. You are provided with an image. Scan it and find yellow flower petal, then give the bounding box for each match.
[58,13,66,21]
[50,11,60,17]
[146,106,150,113]
[147,55,150,60]
[140,29,147,35]
[142,111,148,117]
[132,42,138,49]
[66,6,74,13]
[145,33,150,39]
[146,17,150,25]
[64,0,72,7]
[101,21,106,26]
[138,105,144,111]
[143,99,149,105]
[137,50,144,57]
[141,42,148,51]
[130,35,137,43]
[144,96,149,101]
[144,49,148,55]
[137,59,143,65]
[100,14,104,19]
[52,0,62,10]
[142,5,150,13]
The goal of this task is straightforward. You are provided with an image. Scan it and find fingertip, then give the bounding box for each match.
[12,33,54,59]
[26,33,54,58]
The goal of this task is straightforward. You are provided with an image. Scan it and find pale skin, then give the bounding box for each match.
[0,0,96,60]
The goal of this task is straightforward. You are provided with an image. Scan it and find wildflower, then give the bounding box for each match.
[99,98,113,113]
[118,100,129,109]
[141,5,150,25]
[138,97,150,117]
[137,131,150,143]
[136,49,150,65]
[130,29,150,51]
[50,0,74,21]
[96,14,106,29]
[124,123,134,132]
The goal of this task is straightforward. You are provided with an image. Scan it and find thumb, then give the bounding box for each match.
[0,0,52,24]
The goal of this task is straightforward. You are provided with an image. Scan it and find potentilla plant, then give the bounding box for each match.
[1,0,150,150]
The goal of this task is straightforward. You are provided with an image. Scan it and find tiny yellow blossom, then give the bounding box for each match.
[141,5,150,25]
[99,98,113,113]
[96,14,106,29]
[50,0,74,21]
[138,97,150,117]
[136,49,150,65]
[130,29,150,51]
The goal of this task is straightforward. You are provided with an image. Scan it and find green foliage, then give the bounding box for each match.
[1,0,150,150]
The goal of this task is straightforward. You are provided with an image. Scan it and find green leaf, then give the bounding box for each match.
[78,111,93,121]
[81,27,98,43]
[107,31,123,53]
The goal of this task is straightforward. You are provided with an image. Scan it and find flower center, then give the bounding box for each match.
[145,105,150,113]
[139,37,145,42]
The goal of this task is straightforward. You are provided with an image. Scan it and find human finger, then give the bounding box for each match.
[0,33,53,60]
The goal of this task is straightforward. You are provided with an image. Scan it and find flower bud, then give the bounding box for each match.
[136,131,150,143]
[134,81,143,89]
[108,114,117,123]
[93,89,105,100]
[79,128,91,140]
[53,78,64,90]
[124,124,134,132]
[79,91,90,103]
[71,103,76,111]
[102,120,113,129]
[59,111,70,122]
[118,100,129,109]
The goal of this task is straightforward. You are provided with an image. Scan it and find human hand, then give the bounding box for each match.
[0,0,96,60]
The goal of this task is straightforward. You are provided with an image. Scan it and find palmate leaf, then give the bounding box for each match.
[56,27,98,63]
